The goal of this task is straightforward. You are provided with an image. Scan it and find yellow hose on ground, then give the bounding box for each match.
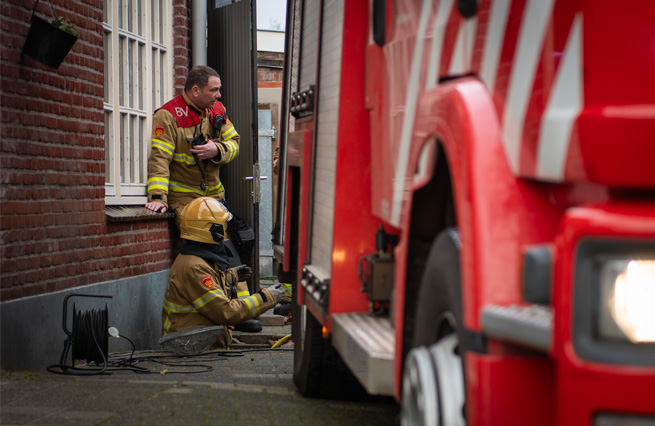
[271,334,292,349]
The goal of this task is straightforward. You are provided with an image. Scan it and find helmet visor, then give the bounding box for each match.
[209,223,224,243]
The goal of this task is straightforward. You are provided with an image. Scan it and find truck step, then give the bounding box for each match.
[481,304,553,352]
[331,313,395,396]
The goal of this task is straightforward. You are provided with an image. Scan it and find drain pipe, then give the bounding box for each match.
[192,0,207,66]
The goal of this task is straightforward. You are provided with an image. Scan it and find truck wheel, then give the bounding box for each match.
[402,227,466,426]
[292,303,369,399]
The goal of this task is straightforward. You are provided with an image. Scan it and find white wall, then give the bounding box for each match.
[257,30,285,53]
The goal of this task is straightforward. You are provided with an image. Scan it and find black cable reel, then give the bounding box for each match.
[47,293,118,375]
[47,293,215,376]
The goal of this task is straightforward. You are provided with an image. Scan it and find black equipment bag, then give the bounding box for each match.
[227,213,255,262]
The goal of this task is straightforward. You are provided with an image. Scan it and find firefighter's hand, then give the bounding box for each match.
[190,140,218,160]
[145,201,167,213]
[233,265,252,283]
[269,284,285,304]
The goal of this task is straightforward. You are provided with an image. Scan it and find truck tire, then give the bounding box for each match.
[292,303,369,400]
[292,303,322,396]
[402,227,466,426]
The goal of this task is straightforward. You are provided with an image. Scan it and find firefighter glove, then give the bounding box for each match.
[269,284,286,304]
[233,265,252,283]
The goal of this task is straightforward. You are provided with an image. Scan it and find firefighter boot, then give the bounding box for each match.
[234,318,262,333]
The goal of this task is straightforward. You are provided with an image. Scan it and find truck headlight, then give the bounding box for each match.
[599,259,655,343]
[573,239,655,366]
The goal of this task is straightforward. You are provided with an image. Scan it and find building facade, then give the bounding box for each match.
[0,0,192,370]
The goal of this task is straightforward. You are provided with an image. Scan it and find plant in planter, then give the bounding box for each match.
[22,0,80,70]
[49,16,81,38]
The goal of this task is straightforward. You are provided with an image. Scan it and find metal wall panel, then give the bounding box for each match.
[258,109,274,277]
[208,0,259,281]
[208,0,255,227]
[309,0,344,275]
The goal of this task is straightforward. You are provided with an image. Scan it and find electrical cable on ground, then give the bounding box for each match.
[48,317,293,376]
[50,346,293,376]
[271,334,292,348]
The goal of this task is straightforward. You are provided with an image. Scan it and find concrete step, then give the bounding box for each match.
[232,324,291,347]
[258,313,287,326]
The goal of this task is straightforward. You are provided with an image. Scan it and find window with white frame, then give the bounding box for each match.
[103,0,172,205]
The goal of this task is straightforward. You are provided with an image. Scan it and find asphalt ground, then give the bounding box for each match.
[1,349,400,426]
[1,309,400,426]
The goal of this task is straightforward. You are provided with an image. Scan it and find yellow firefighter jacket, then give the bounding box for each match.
[162,253,276,349]
[147,91,240,215]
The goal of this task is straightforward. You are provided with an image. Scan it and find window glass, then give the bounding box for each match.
[104,0,171,204]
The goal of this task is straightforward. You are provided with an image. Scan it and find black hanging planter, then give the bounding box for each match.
[21,0,79,69]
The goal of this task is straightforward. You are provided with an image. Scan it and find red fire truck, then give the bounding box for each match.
[273,1,655,424]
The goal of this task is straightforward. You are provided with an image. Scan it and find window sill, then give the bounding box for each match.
[105,205,175,223]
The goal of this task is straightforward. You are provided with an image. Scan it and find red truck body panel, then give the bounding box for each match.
[279,0,655,423]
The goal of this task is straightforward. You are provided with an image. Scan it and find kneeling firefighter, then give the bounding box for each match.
[161,197,285,349]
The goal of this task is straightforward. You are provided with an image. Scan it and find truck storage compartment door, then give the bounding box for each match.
[305,0,345,286]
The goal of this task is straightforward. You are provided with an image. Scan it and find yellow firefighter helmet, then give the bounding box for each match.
[179,197,231,244]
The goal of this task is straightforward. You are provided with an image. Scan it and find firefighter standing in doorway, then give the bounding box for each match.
[161,197,285,348]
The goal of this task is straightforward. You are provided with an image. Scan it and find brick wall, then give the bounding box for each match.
[0,0,192,301]
[257,51,284,85]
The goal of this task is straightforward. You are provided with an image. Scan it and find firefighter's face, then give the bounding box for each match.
[193,76,222,109]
